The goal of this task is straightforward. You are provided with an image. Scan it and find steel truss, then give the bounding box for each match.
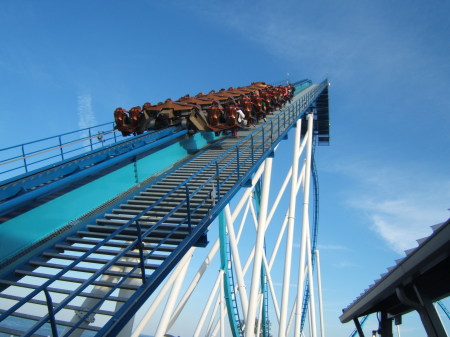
[132,112,326,337]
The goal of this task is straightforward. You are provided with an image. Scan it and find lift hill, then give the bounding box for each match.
[0,80,330,337]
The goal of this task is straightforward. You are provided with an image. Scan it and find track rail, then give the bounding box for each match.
[0,81,328,336]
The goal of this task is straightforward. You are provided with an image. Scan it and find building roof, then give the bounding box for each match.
[340,217,450,323]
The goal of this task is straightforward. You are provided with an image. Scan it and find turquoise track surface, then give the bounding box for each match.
[0,132,219,261]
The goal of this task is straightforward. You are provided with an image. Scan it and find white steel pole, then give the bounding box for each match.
[154,252,192,337]
[131,248,195,337]
[287,265,308,335]
[235,198,251,241]
[266,165,292,226]
[267,122,307,230]
[268,214,288,269]
[316,250,325,337]
[262,253,281,323]
[168,195,250,331]
[268,164,305,271]
[287,293,298,335]
[245,157,273,337]
[193,271,222,337]
[225,204,250,319]
[230,162,265,223]
[207,292,221,337]
[167,239,221,329]
[294,113,314,337]
[279,118,302,337]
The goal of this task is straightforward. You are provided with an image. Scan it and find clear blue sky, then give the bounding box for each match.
[1,1,449,336]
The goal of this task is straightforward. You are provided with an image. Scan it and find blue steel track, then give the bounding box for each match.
[0,79,329,337]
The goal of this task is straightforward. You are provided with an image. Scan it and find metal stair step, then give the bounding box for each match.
[0,326,47,337]
[64,236,177,252]
[28,259,147,279]
[54,244,170,260]
[0,293,115,317]
[94,219,197,229]
[75,230,185,245]
[139,188,212,197]
[86,224,191,239]
[126,199,211,207]
[0,309,101,332]
[14,270,141,290]
[103,213,204,223]
[0,279,129,302]
[115,204,209,213]
[40,251,160,269]
[111,209,209,219]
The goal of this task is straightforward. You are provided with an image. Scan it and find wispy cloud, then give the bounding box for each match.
[187,1,450,110]
[332,261,358,269]
[77,94,97,151]
[77,94,96,129]
[318,244,349,251]
[339,161,450,254]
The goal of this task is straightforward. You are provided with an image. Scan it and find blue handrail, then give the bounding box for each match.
[0,122,125,181]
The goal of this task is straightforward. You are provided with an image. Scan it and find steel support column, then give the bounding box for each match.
[245,157,273,337]
[295,113,314,337]
[279,118,302,337]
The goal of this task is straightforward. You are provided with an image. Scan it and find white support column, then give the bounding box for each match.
[167,190,252,332]
[287,293,298,335]
[193,271,222,337]
[167,240,220,330]
[245,156,273,337]
[262,254,281,323]
[67,254,144,337]
[207,292,221,337]
[279,118,302,337]
[230,162,266,223]
[294,113,314,337]
[287,265,308,336]
[316,250,325,337]
[132,248,195,337]
[154,252,192,337]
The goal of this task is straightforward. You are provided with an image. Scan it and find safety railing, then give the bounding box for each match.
[0,122,125,181]
[0,80,328,336]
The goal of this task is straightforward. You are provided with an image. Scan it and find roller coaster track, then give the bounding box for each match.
[299,146,320,333]
[437,301,450,320]
[219,212,243,337]
[349,315,370,337]
[0,80,329,336]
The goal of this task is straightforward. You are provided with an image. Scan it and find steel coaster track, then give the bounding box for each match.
[0,81,328,337]
[349,315,370,337]
[437,301,450,320]
[299,142,320,333]
[219,212,243,337]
